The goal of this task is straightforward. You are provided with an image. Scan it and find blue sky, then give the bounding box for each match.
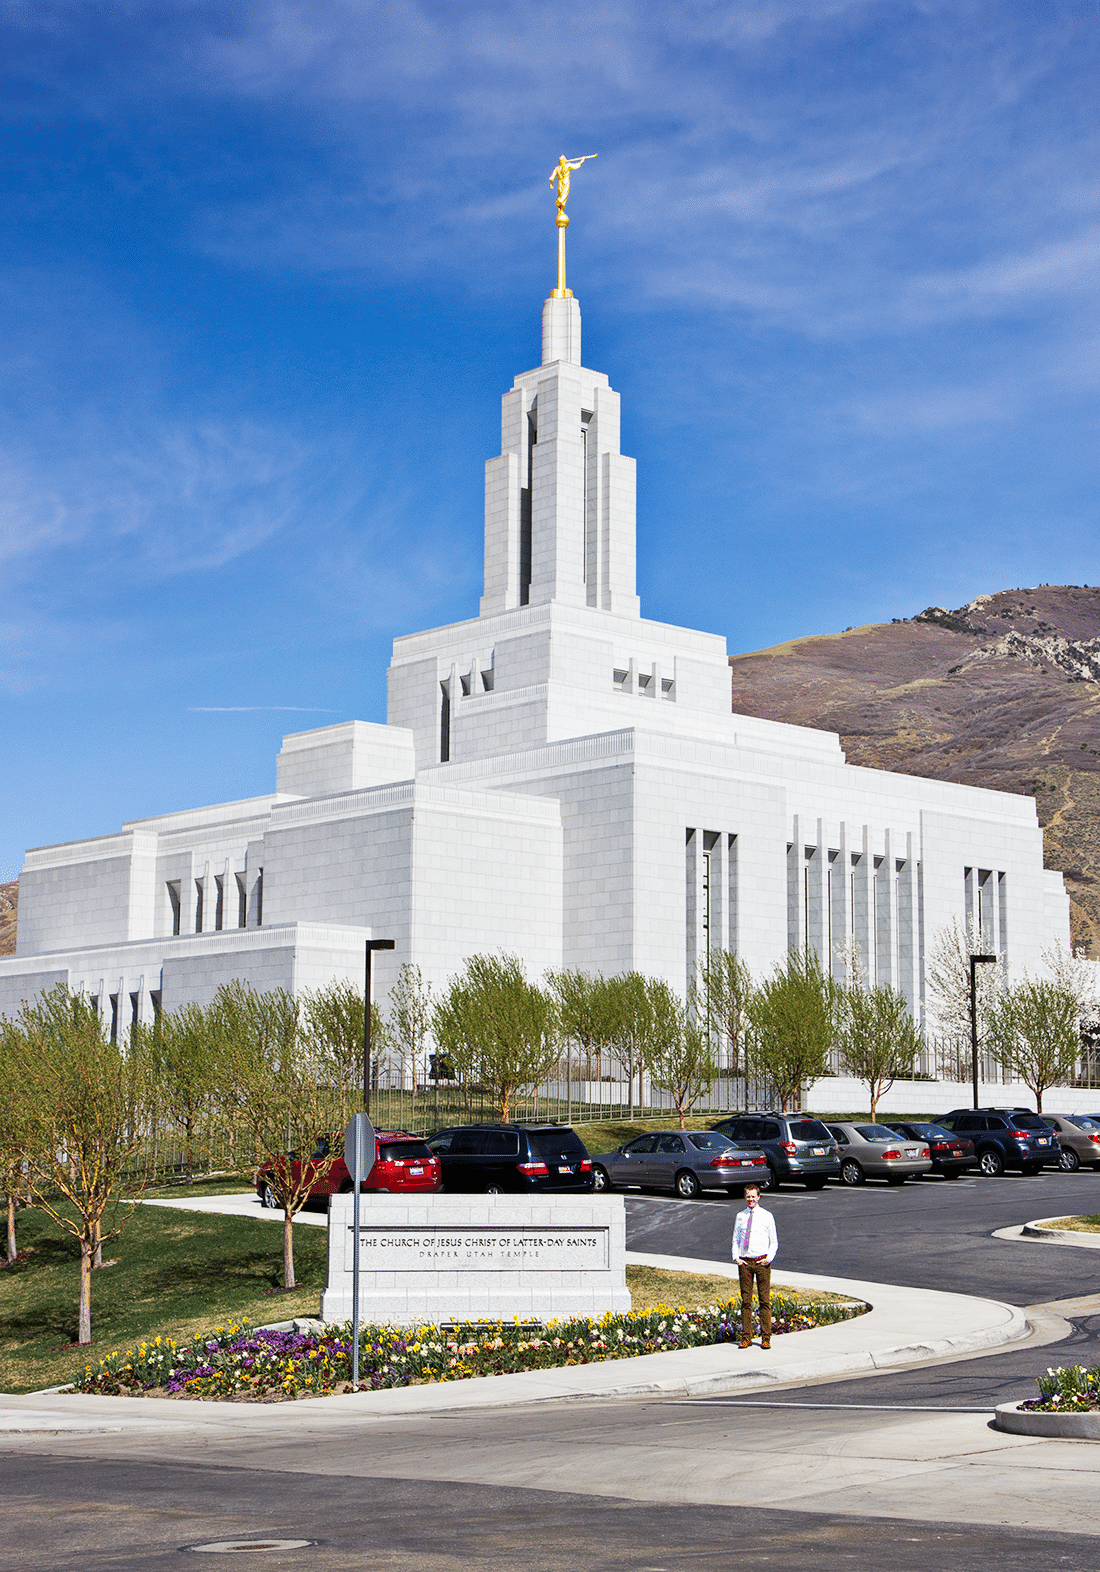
[1,0,1096,878]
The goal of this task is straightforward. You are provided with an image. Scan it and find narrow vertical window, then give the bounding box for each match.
[256,869,263,928]
[130,992,140,1030]
[236,873,247,929]
[109,994,119,1044]
[440,680,451,763]
[150,990,162,1021]
[167,881,181,936]
[214,875,224,932]
[520,410,535,605]
[195,879,204,934]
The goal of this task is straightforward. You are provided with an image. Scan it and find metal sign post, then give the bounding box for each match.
[343,1110,375,1388]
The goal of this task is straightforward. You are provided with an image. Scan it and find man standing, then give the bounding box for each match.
[732,1183,778,1349]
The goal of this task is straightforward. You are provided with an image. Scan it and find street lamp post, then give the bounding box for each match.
[969,953,998,1110]
[364,939,395,1115]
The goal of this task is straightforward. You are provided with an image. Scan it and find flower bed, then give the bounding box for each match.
[72,1292,865,1401]
[1019,1363,1100,1413]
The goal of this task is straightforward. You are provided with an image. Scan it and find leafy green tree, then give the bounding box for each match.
[694,949,753,1074]
[745,949,840,1112]
[300,978,384,1127]
[0,1019,30,1263]
[837,983,922,1121]
[385,963,433,1102]
[13,985,150,1343]
[643,985,719,1127]
[432,954,559,1122]
[211,981,344,1290]
[603,972,655,1118]
[132,1001,220,1177]
[983,980,1081,1113]
[546,969,621,1088]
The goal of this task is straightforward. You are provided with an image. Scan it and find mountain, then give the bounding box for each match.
[0,881,15,957]
[729,585,1100,956]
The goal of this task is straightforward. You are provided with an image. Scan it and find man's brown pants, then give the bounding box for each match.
[738,1257,771,1340]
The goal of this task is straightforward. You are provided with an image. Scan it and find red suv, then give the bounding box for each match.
[257,1129,441,1208]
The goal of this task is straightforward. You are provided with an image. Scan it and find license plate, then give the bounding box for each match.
[906,1148,919,1157]
[558,1165,572,1174]
[410,1167,423,1175]
[1037,1138,1048,1146]
[813,1147,825,1155]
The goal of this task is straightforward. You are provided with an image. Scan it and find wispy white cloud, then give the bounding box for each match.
[188,705,339,713]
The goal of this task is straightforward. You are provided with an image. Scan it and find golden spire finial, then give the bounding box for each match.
[549,154,598,298]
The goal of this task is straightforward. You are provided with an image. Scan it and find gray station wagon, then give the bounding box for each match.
[591,1129,770,1199]
[710,1113,840,1189]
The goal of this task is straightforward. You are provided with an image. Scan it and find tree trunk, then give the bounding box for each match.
[78,1237,93,1343]
[93,1217,103,1268]
[5,1192,16,1263]
[283,1211,295,1290]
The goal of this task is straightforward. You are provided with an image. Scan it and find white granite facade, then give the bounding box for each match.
[0,289,1070,1035]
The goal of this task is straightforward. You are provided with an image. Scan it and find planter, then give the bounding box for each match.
[994,1401,1100,1439]
[1019,1218,1100,1249]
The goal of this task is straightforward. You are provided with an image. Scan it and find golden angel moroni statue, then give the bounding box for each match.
[549,153,598,298]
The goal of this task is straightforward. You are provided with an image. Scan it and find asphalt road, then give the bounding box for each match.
[623,1167,1100,1304]
[7,1453,1100,1572]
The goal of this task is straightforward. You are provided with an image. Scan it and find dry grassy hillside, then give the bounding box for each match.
[730,585,1100,956]
[0,881,16,956]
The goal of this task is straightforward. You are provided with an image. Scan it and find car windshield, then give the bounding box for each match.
[788,1120,832,1142]
[854,1125,904,1142]
[908,1123,951,1140]
[1007,1113,1048,1130]
[687,1132,737,1151]
[528,1128,588,1158]
[1070,1116,1100,1132]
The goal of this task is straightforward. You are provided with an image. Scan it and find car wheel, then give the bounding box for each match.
[675,1169,702,1200]
[978,1148,1005,1177]
[840,1159,864,1186]
[259,1183,279,1209]
[1058,1148,1081,1173]
[484,1183,504,1195]
[803,1177,827,1190]
[592,1164,612,1192]
[762,1165,778,1192]
[886,1175,906,1186]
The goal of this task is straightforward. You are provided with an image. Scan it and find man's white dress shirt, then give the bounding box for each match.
[732,1204,778,1263]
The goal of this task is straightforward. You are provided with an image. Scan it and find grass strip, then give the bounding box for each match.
[1040,1215,1100,1233]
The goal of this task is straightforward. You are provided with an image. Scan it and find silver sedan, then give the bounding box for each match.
[591,1129,770,1200]
[1043,1114,1100,1171]
[826,1122,931,1186]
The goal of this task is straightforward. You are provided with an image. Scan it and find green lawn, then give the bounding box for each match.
[1043,1215,1100,1233]
[0,1202,326,1395]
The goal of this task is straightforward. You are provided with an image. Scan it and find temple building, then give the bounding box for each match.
[0,277,1070,1038]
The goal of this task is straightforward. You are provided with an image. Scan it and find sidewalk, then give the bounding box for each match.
[0,1249,1027,1435]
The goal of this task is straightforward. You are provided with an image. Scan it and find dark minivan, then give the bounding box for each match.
[709,1113,840,1189]
[426,1123,594,1194]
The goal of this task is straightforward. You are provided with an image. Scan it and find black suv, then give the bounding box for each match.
[425,1124,594,1193]
[937,1107,1061,1176]
[709,1113,840,1189]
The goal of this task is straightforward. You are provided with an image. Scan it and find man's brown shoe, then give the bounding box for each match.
[739,1339,752,1349]
[761,1338,771,1349]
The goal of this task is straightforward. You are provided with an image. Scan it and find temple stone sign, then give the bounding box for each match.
[320,1194,629,1325]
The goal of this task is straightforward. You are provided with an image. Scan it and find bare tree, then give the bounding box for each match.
[983,980,1081,1113]
[13,986,149,1344]
[212,981,348,1290]
[926,917,1002,1066]
[745,950,840,1112]
[838,983,922,1121]
[432,954,559,1122]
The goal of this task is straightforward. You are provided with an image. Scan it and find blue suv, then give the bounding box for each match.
[937,1107,1060,1176]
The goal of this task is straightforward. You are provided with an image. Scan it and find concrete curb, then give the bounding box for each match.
[1018,1218,1100,1249]
[0,1251,1030,1430]
[994,1401,1100,1439]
